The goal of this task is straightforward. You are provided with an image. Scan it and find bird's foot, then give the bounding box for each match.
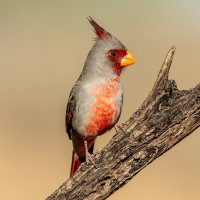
[84,140,97,168]
[114,122,126,133]
[85,151,97,168]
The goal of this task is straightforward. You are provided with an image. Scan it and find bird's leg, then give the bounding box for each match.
[114,122,126,133]
[84,139,97,168]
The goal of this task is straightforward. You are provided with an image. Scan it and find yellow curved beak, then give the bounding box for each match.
[120,51,135,67]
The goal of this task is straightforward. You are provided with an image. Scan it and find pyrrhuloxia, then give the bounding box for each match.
[65,17,135,176]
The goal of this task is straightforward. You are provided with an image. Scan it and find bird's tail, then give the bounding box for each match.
[70,151,82,176]
[70,142,95,176]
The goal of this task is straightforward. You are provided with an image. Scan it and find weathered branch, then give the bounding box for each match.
[46,46,200,200]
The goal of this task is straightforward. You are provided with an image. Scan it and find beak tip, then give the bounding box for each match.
[120,51,135,67]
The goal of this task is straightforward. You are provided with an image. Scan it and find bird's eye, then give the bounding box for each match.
[111,51,117,57]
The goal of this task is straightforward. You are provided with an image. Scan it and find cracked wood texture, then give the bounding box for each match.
[46,46,200,200]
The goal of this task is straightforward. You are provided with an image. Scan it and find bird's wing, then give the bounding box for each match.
[65,94,76,140]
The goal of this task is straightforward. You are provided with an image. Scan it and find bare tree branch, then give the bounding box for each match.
[46,46,200,200]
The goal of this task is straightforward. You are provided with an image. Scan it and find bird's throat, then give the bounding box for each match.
[112,63,123,76]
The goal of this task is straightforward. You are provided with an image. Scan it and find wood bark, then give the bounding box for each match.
[46,46,200,200]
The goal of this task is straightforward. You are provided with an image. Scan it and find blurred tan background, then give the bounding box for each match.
[0,0,200,199]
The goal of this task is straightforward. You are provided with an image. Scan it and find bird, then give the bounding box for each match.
[65,17,135,176]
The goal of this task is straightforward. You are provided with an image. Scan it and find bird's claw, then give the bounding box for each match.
[86,151,97,168]
[114,123,126,133]
[84,139,97,168]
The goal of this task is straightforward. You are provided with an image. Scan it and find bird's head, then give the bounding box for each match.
[84,17,135,77]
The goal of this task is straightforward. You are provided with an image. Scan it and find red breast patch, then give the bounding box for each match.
[85,77,121,135]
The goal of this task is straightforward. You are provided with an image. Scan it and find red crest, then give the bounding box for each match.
[88,16,112,40]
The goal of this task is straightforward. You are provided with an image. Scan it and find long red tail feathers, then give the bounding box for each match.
[70,142,95,176]
[70,151,82,176]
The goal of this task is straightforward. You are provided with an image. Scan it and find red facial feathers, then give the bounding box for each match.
[107,49,127,62]
[88,16,111,40]
[108,49,127,76]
